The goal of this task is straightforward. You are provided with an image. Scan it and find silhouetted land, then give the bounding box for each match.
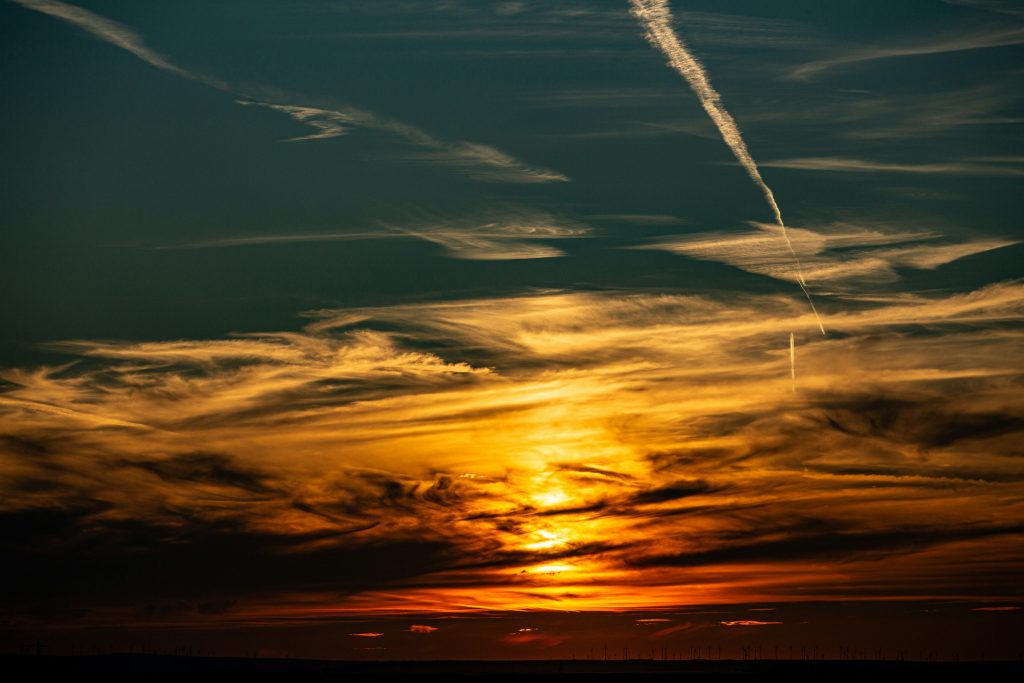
[3,655,1023,678]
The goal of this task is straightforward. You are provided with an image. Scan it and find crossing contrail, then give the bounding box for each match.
[629,0,826,335]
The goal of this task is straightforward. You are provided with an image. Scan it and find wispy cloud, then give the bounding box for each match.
[9,0,227,87]
[235,94,567,181]
[587,213,687,225]
[673,10,820,50]
[734,83,1024,141]
[638,221,1016,288]
[153,211,589,260]
[944,0,1024,18]
[237,101,352,142]
[399,220,588,260]
[836,84,1024,140]
[9,0,567,183]
[761,156,1024,176]
[791,23,1024,80]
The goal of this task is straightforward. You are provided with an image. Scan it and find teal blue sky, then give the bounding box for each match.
[2,0,1021,364]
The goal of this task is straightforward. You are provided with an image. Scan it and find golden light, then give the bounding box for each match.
[528,563,576,575]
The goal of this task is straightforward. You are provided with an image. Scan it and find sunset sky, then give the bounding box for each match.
[2,0,1022,660]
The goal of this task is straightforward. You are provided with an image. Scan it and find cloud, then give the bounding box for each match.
[638,221,1017,288]
[153,210,589,260]
[237,96,568,181]
[733,83,1024,141]
[760,157,1024,176]
[8,0,226,88]
[2,284,1023,621]
[349,632,384,637]
[10,0,567,183]
[408,624,439,633]
[236,101,351,142]
[944,0,1024,17]
[671,10,819,50]
[721,620,783,626]
[838,85,1024,140]
[118,452,278,496]
[398,218,589,260]
[791,23,1024,79]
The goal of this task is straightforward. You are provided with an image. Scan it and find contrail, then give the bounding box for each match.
[789,332,796,392]
[629,0,826,335]
[9,0,567,184]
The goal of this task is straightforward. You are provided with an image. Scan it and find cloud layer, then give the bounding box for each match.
[640,221,1016,288]
[3,284,1022,625]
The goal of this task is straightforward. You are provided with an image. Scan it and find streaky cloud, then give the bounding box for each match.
[9,0,567,184]
[237,101,351,142]
[943,0,1024,17]
[240,94,569,182]
[639,221,1017,288]
[152,211,589,260]
[397,220,588,260]
[791,23,1024,80]
[762,156,1024,177]
[8,0,228,89]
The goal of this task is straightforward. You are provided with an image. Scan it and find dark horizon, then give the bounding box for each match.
[5,600,1022,662]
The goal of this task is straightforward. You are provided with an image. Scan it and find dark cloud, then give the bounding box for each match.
[0,506,461,616]
[629,480,717,505]
[815,395,1024,450]
[555,464,636,481]
[197,599,236,615]
[633,523,1024,568]
[117,452,278,495]
[0,434,56,457]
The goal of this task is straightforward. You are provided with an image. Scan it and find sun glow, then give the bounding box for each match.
[529,563,575,575]
[531,488,571,508]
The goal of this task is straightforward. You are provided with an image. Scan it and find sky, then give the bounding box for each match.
[1,0,1023,661]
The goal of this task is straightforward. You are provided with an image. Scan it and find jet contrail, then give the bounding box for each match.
[789,332,796,392]
[629,0,826,335]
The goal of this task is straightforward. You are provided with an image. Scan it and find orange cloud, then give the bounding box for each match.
[1,284,1022,622]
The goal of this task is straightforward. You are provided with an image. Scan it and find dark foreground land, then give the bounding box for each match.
[3,655,1023,678]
